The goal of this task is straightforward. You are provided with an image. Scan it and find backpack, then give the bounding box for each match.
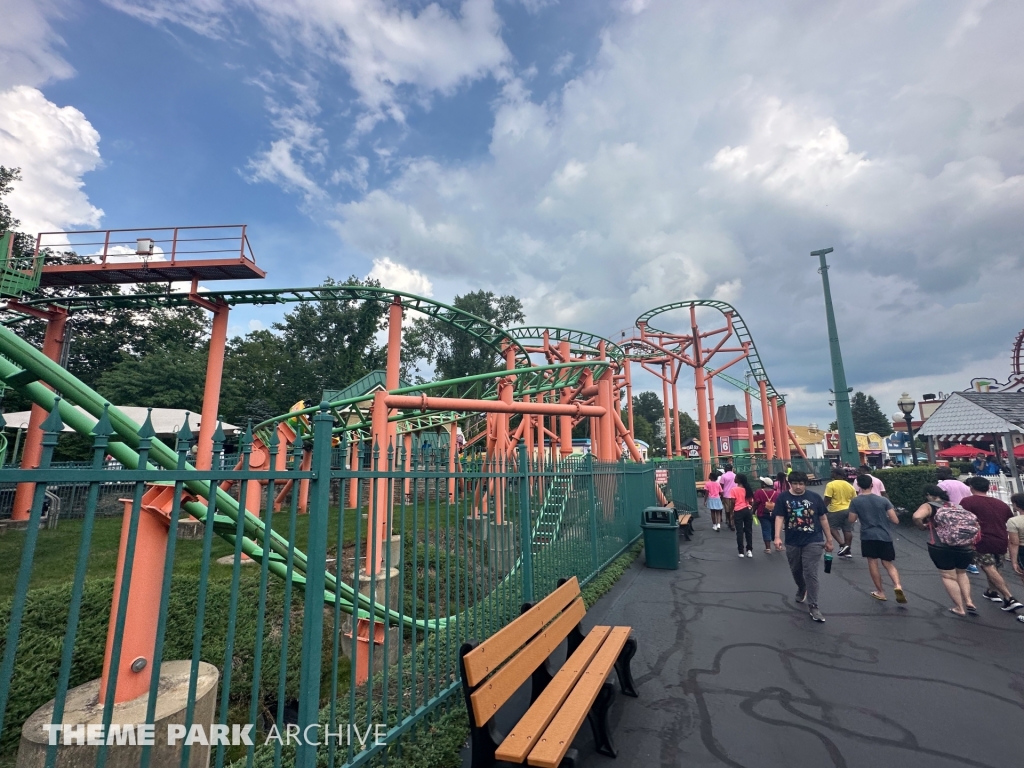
[929,502,981,548]
[764,491,778,513]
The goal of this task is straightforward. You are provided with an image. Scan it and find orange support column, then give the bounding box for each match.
[448,421,457,501]
[347,440,360,509]
[771,396,784,461]
[195,299,229,472]
[403,433,413,500]
[708,376,719,463]
[759,379,775,461]
[778,402,791,460]
[670,360,682,457]
[661,366,673,458]
[100,503,168,704]
[694,365,710,468]
[744,387,756,455]
[597,374,617,461]
[12,306,67,520]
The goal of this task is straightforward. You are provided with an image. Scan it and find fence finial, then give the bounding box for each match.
[40,398,64,434]
[178,411,193,442]
[138,407,156,439]
[93,403,114,437]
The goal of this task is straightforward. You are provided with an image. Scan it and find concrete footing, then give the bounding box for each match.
[17,660,219,768]
[464,513,492,544]
[341,567,401,674]
[487,521,516,577]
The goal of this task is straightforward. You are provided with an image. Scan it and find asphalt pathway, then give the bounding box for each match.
[464,511,1024,768]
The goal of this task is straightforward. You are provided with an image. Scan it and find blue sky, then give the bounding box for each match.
[3,0,1024,427]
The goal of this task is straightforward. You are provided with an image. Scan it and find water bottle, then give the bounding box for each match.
[824,553,833,574]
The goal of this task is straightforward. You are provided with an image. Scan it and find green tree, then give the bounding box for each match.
[220,329,291,426]
[675,411,699,443]
[96,345,208,411]
[851,391,893,435]
[404,290,524,381]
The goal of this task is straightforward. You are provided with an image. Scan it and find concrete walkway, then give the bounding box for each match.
[580,517,1024,768]
[464,515,1024,768]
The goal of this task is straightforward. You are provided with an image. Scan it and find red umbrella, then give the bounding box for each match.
[936,445,994,459]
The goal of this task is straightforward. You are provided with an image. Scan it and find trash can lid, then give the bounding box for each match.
[642,506,676,525]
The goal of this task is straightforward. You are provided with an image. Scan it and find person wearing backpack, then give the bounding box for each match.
[753,479,779,554]
[960,476,1024,614]
[912,485,978,617]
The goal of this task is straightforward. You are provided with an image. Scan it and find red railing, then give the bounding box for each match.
[34,225,256,266]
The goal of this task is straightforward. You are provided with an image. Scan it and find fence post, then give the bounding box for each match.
[296,404,334,768]
[518,443,534,603]
[586,453,600,573]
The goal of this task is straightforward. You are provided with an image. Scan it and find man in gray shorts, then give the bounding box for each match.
[824,468,856,558]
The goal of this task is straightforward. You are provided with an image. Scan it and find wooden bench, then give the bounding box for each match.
[458,576,638,768]
[677,513,694,540]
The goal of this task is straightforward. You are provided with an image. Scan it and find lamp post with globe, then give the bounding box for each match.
[896,393,918,466]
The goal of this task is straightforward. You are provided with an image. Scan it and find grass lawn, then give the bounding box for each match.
[0,499,477,597]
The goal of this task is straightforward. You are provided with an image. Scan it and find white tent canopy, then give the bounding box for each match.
[0,407,240,437]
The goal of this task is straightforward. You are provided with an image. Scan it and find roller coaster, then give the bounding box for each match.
[0,224,794,693]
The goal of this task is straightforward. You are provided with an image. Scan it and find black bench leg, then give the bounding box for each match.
[615,635,639,698]
[587,682,617,758]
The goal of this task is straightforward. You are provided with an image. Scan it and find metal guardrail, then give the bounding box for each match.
[0,413,664,768]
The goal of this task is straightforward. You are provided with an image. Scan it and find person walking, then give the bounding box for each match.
[753,479,779,554]
[912,486,978,617]
[824,468,857,559]
[847,474,906,603]
[731,474,755,558]
[773,471,835,623]
[706,470,724,531]
[1009,494,1024,624]
[773,471,788,494]
[960,476,1023,614]
[936,466,972,506]
[720,464,737,531]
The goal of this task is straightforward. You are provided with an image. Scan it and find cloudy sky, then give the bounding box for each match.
[2,0,1022,428]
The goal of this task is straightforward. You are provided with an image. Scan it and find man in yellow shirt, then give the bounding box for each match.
[824,468,857,558]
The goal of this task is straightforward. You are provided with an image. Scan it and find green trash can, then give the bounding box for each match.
[641,506,679,569]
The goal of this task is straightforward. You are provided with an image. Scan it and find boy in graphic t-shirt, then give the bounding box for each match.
[772,471,834,623]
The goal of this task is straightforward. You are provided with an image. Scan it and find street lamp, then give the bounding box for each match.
[897,392,918,466]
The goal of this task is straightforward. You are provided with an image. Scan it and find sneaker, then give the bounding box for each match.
[967,564,980,574]
[1017,615,1024,623]
[796,591,807,603]
[983,589,1003,602]
[1001,597,1024,612]
[738,552,746,558]
[809,606,825,622]
[841,549,854,559]
[746,550,753,558]
[837,545,850,557]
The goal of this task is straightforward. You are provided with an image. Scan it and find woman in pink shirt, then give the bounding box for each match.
[731,474,756,557]
[706,470,724,531]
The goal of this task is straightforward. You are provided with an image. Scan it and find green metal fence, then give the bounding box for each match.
[0,408,664,768]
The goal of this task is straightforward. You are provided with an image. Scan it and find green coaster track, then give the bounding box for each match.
[0,288,612,634]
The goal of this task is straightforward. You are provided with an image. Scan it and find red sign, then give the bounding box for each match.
[825,432,840,450]
[655,469,668,484]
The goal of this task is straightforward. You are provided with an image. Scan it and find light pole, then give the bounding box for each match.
[812,247,858,467]
[897,392,918,466]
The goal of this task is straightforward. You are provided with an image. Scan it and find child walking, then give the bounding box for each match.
[706,470,724,531]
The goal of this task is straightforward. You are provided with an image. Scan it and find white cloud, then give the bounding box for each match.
[0,86,103,235]
[0,0,75,90]
[325,0,1024,421]
[368,258,433,298]
[107,0,512,126]
[551,52,573,76]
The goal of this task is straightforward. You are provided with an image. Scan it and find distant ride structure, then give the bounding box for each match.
[0,222,796,693]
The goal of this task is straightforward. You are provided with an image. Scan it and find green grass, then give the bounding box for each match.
[0,499,477,598]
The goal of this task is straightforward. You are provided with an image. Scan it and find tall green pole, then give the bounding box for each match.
[812,248,859,467]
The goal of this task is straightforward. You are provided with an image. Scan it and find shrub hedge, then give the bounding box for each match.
[873,465,938,518]
[0,573,340,761]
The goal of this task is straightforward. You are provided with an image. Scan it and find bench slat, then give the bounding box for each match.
[463,576,580,686]
[494,626,611,763]
[470,598,587,726]
[527,626,631,768]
